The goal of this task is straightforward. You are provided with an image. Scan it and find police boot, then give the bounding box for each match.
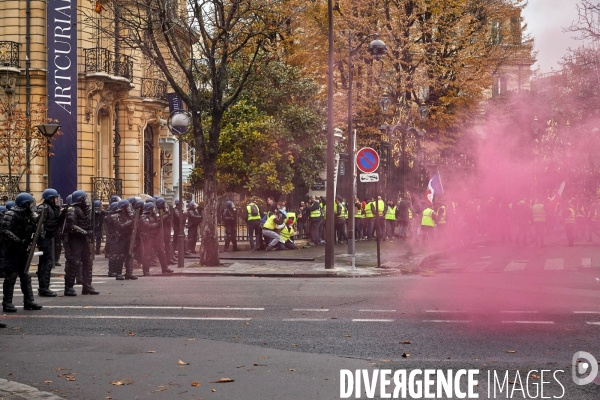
[75,263,83,285]
[64,260,77,296]
[82,268,99,295]
[0,321,6,328]
[21,276,43,310]
[124,258,138,280]
[2,273,17,312]
[114,256,125,280]
[38,262,57,297]
[107,257,117,277]
[158,250,173,274]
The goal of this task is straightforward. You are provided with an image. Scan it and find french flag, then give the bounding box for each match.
[426,172,444,204]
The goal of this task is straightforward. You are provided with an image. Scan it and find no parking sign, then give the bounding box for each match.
[356,147,380,173]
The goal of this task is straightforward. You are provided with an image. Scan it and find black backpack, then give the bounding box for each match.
[249,203,259,216]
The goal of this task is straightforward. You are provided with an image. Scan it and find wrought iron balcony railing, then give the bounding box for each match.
[0,175,21,202]
[84,48,133,82]
[0,41,20,68]
[141,78,168,100]
[91,177,123,202]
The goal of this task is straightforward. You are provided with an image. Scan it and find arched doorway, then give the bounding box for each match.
[144,125,154,195]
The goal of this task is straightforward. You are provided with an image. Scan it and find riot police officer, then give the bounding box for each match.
[140,202,173,276]
[37,189,61,297]
[93,200,106,255]
[105,202,120,277]
[0,205,5,279]
[187,201,202,253]
[156,198,176,264]
[113,200,138,280]
[64,190,98,296]
[1,193,43,312]
[172,199,187,257]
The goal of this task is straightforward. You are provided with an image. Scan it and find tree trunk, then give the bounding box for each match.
[199,160,220,266]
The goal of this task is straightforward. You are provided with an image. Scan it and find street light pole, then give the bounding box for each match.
[325,0,335,269]
[167,110,191,270]
[36,124,61,188]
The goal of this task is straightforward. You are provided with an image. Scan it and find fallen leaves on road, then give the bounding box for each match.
[401,353,410,358]
[505,350,516,354]
[187,338,196,341]
[530,374,540,379]
[44,380,53,384]
[211,378,234,383]
[145,350,156,353]
[344,334,351,338]
[66,376,76,381]
[178,360,190,365]
[253,363,267,367]
[110,378,134,386]
[380,360,391,363]
[509,380,520,386]
[191,381,201,387]
[401,341,411,344]
[289,369,296,372]
[128,331,135,337]
[56,368,70,371]
[152,386,168,392]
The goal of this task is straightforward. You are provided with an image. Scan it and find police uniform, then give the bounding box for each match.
[140,203,173,275]
[36,190,62,297]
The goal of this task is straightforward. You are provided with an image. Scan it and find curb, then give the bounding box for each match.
[416,239,496,273]
[0,378,63,400]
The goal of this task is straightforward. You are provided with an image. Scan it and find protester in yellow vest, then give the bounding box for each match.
[334,196,348,244]
[246,200,262,251]
[420,204,437,241]
[262,209,286,250]
[371,196,385,240]
[588,199,600,242]
[384,200,397,242]
[278,215,297,250]
[564,200,576,247]
[355,199,365,240]
[365,196,376,240]
[532,198,546,247]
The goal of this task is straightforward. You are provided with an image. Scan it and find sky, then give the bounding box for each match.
[521,0,582,73]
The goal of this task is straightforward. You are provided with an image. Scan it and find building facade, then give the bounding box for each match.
[0,0,191,202]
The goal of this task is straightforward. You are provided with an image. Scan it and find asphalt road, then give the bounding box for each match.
[1,240,600,399]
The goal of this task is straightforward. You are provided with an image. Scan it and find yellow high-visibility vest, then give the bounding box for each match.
[421,208,435,227]
[532,203,546,222]
[385,206,396,220]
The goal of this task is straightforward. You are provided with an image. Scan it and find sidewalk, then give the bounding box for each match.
[47,237,470,279]
[0,378,63,400]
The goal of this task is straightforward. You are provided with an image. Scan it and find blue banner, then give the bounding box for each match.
[167,92,184,113]
[47,0,77,198]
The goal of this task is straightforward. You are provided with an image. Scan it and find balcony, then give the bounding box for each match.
[141,77,168,101]
[0,41,19,68]
[84,47,133,82]
[0,41,20,93]
[91,177,123,202]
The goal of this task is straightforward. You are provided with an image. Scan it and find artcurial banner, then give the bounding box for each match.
[47,0,77,199]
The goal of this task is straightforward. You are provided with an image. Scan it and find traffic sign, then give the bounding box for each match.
[356,147,379,173]
[360,173,379,183]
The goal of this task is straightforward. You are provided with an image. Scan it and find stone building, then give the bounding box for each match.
[0,0,191,202]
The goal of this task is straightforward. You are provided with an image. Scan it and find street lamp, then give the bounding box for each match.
[167,110,191,269]
[36,124,61,188]
[345,33,387,257]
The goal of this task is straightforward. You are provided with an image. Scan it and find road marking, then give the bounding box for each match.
[282,318,328,322]
[352,319,394,322]
[586,322,600,325]
[423,320,470,323]
[582,258,592,267]
[574,311,600,314]
[500,311,539,314]
[358,309,397,313]
[37,306,264,311]
[504,260,527,271]
[7,315,252,321]
[544,258,564,270]
[425,310,465,313]
[501,321,555,324]
[292,308,329,312]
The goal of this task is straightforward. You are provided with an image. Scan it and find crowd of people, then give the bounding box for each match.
[0,187,595,330]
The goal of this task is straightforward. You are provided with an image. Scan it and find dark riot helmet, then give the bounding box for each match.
[117,199,131,211]
[134,200,145,210]
[110,195,121,204]
[108,202,119,212]
[94,200,102,208]
[145,197,156,203]
[0,205,6,214]
[65,195,72,205]
[15,192,35,208]
[42,188,59,201]
[5,200,15,210]
[143,202,156,213]
[71,190,88,205]
[156,197,166,209]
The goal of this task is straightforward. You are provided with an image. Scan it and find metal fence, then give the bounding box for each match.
[0,175,20,203]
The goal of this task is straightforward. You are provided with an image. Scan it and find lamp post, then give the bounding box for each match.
[167,110,191,270]
[345,34,387,257]
[36,124,61,188]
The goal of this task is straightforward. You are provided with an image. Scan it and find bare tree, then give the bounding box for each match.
[83,0,291,265]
